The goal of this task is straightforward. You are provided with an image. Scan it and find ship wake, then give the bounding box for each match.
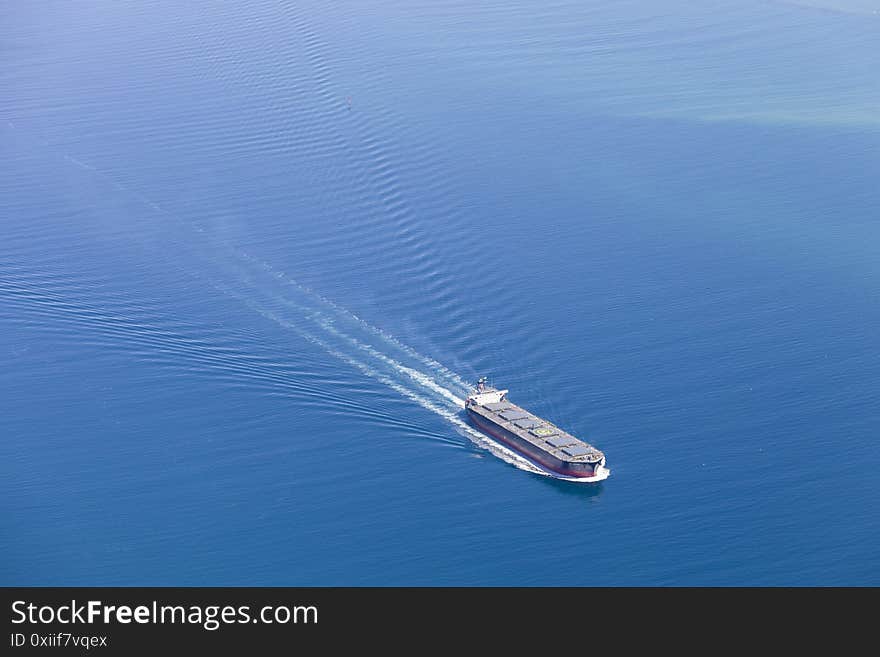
[214,250,592,480]
[8,117,603,482]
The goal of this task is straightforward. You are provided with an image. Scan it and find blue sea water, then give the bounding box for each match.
[2,1,878,585]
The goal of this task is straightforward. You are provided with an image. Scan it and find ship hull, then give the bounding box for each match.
[467,409,600,479]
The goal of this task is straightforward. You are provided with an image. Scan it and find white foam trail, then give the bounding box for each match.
[38,143,598,482]
[262,288,608,482]
[328,325,467,407]
[233,292,480,437]
[217,271,593,480]
[392,364,467,408]
[313,315,469,413]
[247,255,472,409]
[238,251,473,392]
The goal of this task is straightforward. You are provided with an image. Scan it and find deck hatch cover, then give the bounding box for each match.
[545,433,578,446]
[562,444,592,457]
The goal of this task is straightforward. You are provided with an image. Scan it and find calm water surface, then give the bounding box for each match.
[2,1,878,585]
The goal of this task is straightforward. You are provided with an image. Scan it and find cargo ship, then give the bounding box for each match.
[465,378,608,481]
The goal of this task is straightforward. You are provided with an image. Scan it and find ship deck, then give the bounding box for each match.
[467,399,603,464]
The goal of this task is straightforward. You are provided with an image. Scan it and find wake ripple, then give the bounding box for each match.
[215,246,601,481]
